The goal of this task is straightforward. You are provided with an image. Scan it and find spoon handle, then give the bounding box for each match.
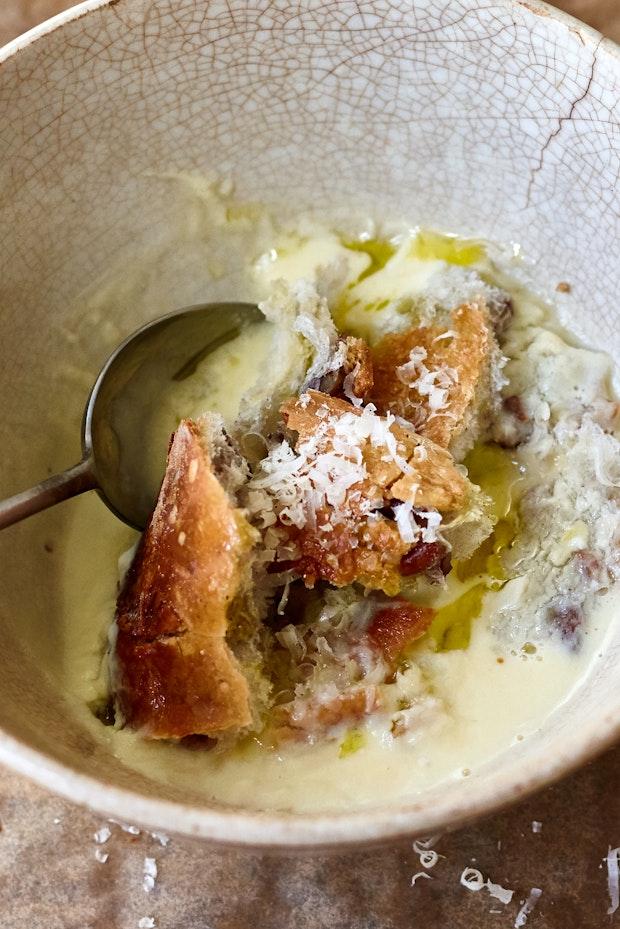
[0,458,97,530]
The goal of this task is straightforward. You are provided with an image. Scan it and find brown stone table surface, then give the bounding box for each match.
[1,1,619,927]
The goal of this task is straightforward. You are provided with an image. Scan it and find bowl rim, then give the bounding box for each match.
[1,0,619,848]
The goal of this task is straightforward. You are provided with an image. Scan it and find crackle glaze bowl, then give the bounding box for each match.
[0,0,618,847]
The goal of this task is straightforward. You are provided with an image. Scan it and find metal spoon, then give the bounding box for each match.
[0,302,263,531]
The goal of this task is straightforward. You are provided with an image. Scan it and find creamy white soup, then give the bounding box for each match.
[56,192,620,813]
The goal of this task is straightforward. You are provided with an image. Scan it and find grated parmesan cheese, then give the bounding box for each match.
[460,867,513,905]
[461,868,485,892]
[246,396,434,549]
[487,880,514,905]
[143,857,158,893]
[108,818,140,835]
[514,888,542,927]
[342,363,364,408]
[412,837,444,870]
[395,345,459,418]
[432,330,456,343]
[606,847,620,915]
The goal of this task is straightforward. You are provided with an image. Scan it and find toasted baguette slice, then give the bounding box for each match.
[113,418,259,740]
[372,302,498,460]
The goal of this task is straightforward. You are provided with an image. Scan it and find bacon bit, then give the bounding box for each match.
[572,549,602,580]
[503,395,529,422]
[367,603,434,661]
[547,602,583,648]
[556,281,571,293]
[400,541,448,576]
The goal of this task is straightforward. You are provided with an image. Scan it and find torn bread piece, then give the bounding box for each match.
[232,279,345,461]
[247,390,492,594]
[269,590,438,742]
[317,335,375,404]
[371,302,502,460]
[113,417,264,740]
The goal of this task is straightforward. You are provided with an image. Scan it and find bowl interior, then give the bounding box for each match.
[0,0,618,845]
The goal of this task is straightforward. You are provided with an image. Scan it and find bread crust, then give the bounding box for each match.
[371,303,491,452]
[276,391,469,593]
[283,390,469,512]
[113,419,256,739]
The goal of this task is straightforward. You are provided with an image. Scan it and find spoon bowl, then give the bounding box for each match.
[0,302,263,531]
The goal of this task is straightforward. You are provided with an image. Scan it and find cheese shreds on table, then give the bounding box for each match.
[460,868,485,892]
[411,871,433,885]
[460,868,513,905]
[143,857,158,893]
[413,838,443,869]
[487,880,514,905]
[514,888,543,927]
[607,847,620,915]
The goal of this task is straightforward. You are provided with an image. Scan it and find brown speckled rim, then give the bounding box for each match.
[0,0,619,848]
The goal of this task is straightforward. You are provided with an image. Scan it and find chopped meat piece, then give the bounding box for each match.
[371,303,491,452]
[503,395,528,422]
[547,601,583,649]
[113,419,257,739]
[573,549,607,584]
[400,541,448,576]
[492,394,532,448]
[367,603,434,661]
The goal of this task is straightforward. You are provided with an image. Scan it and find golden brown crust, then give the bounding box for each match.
[283,390,469,512]
[277,391,468,593]
[341,335,374,399]
[114,419,256,739]
[371,304,490,449]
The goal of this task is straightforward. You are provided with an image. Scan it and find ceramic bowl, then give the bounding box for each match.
[0,0,618,847]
